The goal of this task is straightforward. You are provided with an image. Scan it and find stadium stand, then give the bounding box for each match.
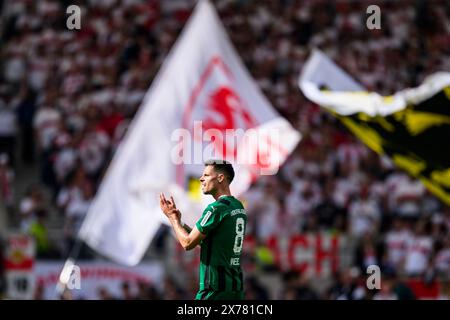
[0,0,449,299]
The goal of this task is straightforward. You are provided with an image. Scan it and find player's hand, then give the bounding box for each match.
[159,193,177,216]
[167,195,177,210]
[167,208,181,222]
[159,193,170,215]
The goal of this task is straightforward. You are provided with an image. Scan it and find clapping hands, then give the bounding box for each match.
[159,193,181,221]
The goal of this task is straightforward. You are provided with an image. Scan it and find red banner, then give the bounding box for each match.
[171,233,347,278]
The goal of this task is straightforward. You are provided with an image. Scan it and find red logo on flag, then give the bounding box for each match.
[178,55,287,185]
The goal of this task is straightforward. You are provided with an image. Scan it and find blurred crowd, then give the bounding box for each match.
[0,0,449,299]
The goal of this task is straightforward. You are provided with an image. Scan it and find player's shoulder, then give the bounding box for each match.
[207,201,225,213]
[204,201,222,213]
[214,196,245,212]
[206,197,231,212]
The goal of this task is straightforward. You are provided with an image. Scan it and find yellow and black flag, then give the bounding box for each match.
[299,50,450,206]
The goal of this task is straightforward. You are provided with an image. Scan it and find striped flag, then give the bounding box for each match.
[299,49,450,206]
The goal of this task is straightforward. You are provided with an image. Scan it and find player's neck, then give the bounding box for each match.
[212,188,231,200]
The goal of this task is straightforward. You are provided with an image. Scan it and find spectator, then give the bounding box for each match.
[327,268,366,300]
[0,153,14,214]
[28,209,60,259]
[245,276,269,300]
[15,82,37,164]
[97,286,115,300]
[63,180,93,256]
[404,219,434,277]
[348,185,381,239]
[435,235,450,277]
[313,179,346,232]
[372,276,398,300]
[136,281,161,300]
[384,216,413,272]
[0,86,17,168]
[33,283,45,300]
[163,277,186,300]
[0,238,5,299]
[354,234,381,273]
[120,281,135,300]
[19,185,46,232]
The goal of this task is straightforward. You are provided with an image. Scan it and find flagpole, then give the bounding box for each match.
[54,236,84,298]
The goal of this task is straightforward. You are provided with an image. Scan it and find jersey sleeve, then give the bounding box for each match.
[195,205,222,235]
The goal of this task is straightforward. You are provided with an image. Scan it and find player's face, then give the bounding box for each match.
[199,165,221,194]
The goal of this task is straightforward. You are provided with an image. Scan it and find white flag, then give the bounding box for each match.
[79,0,300,266]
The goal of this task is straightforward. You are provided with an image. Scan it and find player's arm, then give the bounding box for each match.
[159,193,204,250]
[182,223,192,233]
[167,214,205,251]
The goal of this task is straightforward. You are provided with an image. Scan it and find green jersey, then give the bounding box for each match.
[195,195,247,296]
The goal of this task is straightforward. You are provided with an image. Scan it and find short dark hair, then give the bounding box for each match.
[204,159,235,183]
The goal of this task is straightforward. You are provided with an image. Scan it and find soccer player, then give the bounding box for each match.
[159,160,247,300]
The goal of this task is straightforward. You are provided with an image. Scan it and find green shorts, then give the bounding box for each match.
[195,289,244,300]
